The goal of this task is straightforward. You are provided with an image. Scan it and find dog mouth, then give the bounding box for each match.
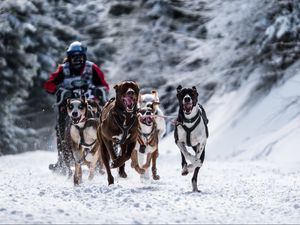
[122,96,136,112]
[71,115,82,124]
[183,102,193,114]
[140,116,153,126]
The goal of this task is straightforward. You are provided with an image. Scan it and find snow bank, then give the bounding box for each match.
[0,151,299,224]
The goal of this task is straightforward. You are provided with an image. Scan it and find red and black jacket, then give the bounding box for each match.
[43,60,109,94]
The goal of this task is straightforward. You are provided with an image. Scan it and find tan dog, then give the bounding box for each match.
[65,98,103,186]
[139,90,166,139]
[131,106,160,180]
[97,81,140,185]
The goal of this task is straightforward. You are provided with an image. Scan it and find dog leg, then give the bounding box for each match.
[192,144,205,168]
[177,142,191,175]
[111,142,135,168]
[180,152,188,176]
[177,142,195,163]
[101,139,114,185]
[73,162,82,186]
[118,164,127,178]
[94,143,105,175]
[131,150,145,175]
[191,149,205,192]
[151,150,160,180]
[191,167,200,192]
[98,157,105,175]
[88,151,99,180]
[142,153,152,170]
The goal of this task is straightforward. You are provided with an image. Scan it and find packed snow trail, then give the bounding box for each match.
[0,150,299,224]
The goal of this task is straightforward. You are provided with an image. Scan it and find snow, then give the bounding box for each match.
[206,65,300,163]
[0,150,299,224]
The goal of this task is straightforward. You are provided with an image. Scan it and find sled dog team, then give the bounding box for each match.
[63,80,209,192]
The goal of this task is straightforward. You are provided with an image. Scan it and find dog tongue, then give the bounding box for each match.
[141,116,152,126]
[123,97,134,109]
[146,117,153,125]
[183,103,193,113]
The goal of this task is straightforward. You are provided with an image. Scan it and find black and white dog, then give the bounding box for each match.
[174,85,209,192]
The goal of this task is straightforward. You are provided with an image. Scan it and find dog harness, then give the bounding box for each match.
[137,124,158,153]
[175,109,202,147]
[74,119,97,164]
[113,107,137,145]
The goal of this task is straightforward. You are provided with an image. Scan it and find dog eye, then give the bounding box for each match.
[78,104,84,109]
[68,105,73,110]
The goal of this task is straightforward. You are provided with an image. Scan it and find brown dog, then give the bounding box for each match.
[97,81,140,185]
[65,98,103,186]
[131,106,160,180]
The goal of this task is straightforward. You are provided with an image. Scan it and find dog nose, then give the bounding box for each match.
[72,111,78,117]
[146,111,151,116]
[184,96,191,103]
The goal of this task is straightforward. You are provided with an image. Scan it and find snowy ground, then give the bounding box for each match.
[0,149,299,224]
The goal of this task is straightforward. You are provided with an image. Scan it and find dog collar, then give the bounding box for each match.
[182,109,201,123]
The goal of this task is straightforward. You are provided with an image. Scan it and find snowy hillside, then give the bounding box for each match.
[0,150,299,224]
[207,63,300,163]
[1,0,300,157]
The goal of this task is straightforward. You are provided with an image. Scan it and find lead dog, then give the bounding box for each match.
[65,98,103,186]
[174,85,209,192]
[131,106,160,180]
[97,81,140,185]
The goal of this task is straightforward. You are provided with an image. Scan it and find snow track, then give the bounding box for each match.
[0,151,299,224]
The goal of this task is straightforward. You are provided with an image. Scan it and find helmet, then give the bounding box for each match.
[66,41,87,69]
[66,41,87,56]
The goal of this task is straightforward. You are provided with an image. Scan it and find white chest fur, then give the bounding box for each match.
[70,123,97,146]
[177,107,207,147]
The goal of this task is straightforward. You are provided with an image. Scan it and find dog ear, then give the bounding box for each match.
[138,94,142,107]
[192,86,199,96]
[176,85,183,100]
[114,84,119,93]
[151,89,158,99]
[177,85,182,93]
[133,82,140,96]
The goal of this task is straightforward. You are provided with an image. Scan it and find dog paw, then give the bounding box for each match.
[74,178,81,186]
[153,174,160,180]
[181,165,188,176]
[119,171,127,178]
[138,168,145,175]
[108,176,114,185]
[192,188,201,193]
